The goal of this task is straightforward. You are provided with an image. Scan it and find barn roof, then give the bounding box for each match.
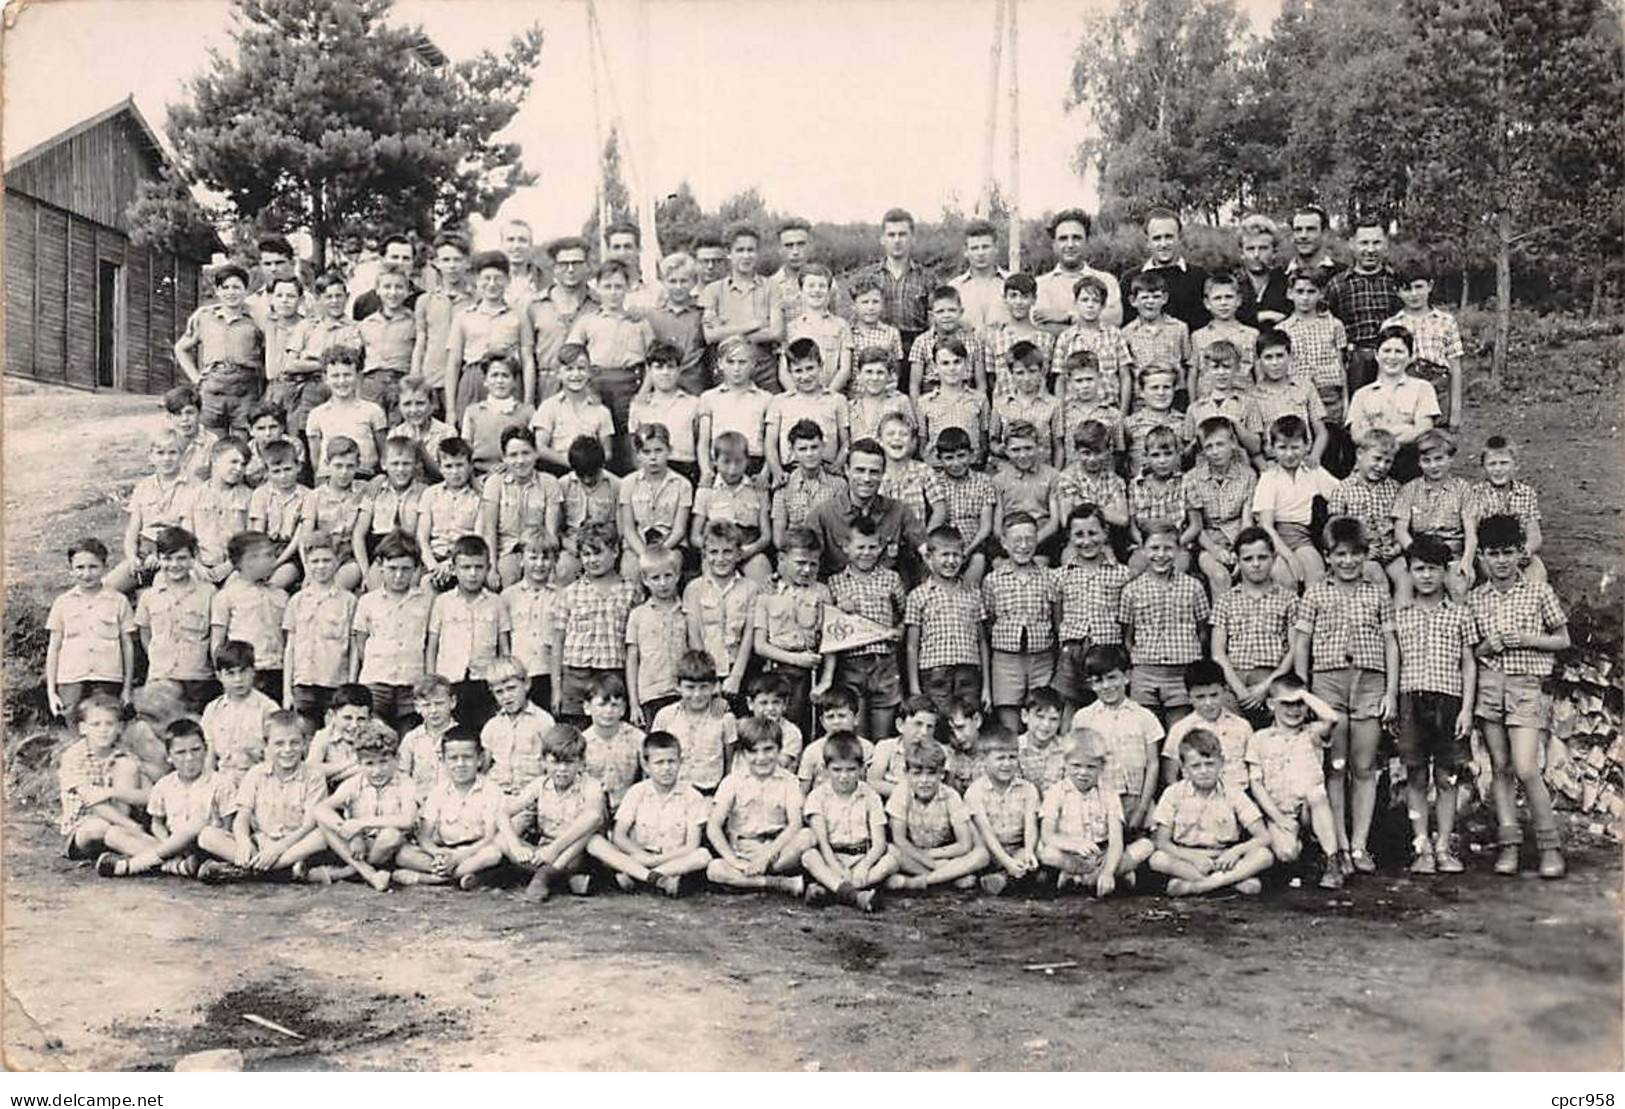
[4,95,177,179]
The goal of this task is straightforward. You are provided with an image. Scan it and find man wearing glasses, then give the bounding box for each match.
[529,237,599,399]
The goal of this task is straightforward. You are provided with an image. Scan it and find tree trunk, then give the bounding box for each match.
[1591,271,1604,318]
[1459,263,1470,311]
[1495,209,1511,383]
[311,182,327,275]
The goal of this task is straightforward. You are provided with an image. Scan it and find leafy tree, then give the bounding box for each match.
[128,0,542,267]
[582,126,634,246]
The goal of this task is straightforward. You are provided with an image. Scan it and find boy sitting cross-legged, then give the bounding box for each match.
[497,723,607,901]
[704,716,809,897]
[100,719,235,880]
[61,694,159,875]
[883,737,990,892]
[964,726,1042,896]
[1244,675,1345,890]
[799,731,897,910]
[591,730,713,897]
[1037,727,1155,896]
[1147,728,1275,897]
[392,729,508,888]
[225,710,331,880]
[307,727,416,890]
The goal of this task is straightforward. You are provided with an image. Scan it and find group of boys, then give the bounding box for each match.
[50,203,1573,908]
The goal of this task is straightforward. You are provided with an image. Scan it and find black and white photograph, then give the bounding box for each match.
[2,0,1621,1084]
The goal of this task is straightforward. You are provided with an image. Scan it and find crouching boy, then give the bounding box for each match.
[499,723,607,901]
[394,729,508,887]
[309,728,417,890]
[1245,676,1344,890]
[799,731,897,910]
[1037,727,1154,896]
[883,737,990,891]
[1148,728,1274,896]
[590,730,713,897]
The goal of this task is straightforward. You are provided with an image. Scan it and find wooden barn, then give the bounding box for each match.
[4,97,210,394]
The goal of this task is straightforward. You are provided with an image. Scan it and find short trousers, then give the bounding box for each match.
[1474,668,1550,730]
[1053,640,1097,707]
[291,683,335,724]
[55,680,124,720]
[1263,761,1327,813]
[200,364,264,433]
[559,665,619,718]
[1397,690,1470,770]
[830,841,872,860]
[1227,666,1278,728]
[730,830,784,863]
[762,661,814,735]
[360,369,402,419]
[1131,662,1193,711]
[277,372,330,438]
[169,677,221,715]
[366,682,418,727]
[640,695,679,724]
[834,652,903,709]
[1312,666,1386,721]
[529,674,554,713]
[1277,521,1314,550]
[253,668,284,703]
[919,663,983,717]
[452,678,497,728]
[670,459,700,486]
[990,648,1056,707]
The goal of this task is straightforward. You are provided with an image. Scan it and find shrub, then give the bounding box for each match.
[4,584,50,734]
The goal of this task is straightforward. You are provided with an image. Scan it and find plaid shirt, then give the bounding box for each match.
[1122,408,1185,477]
[993,392,1061,458]
[1212,584,1297,672]
[1382,308,1463,367]
[1278,313,1349,415]
[982,562,1060,653]
[846,260,935,333]
[1152,780,1263,849]
[1128,472,1187,533]
[1295,580,1395,673]
[992,463,1061,528]
[1183,392,1263,444]
[909,327,987,393]
[1182,462,1256,546]
[1470,480,1541,533]
[775,469,847,530]
[1060,401,1124,467]
[848,320,906,373]
[1117,572,1209,665]
[1246,724,1325,807]
[986,321,1056,394]
[885,781,969,849]
[918,388,988,463]
[904,578,986,669]
[1075,698,1163,797]
[557,577,640,669]
[848,391,914,444]
[1326,266,1403,348]
[1164,710,1254,793]
[964,775,1040,848]
[878,458,938,527]
[1054,561,1131,644]
[1394,475,1474,549]
[1051,324,1130,392]
[1041,778,1122,845]
[1057,465,1127,519]
[1468,578,1566,678]
[828,566,906,656]
[1017,736,1067,792]
[1329,471,1402,562]
[1395,600,1476,695]
[1251,377,1326,434]
[1121,316,1191,376]
[929,470,996,542]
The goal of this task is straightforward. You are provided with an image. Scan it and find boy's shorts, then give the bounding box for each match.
[830,841,872,868]
[1474,668,1550,730]
[200,363,264,434]
[1224,666,1278,724]
[640,695,679,725]
[291,683,335,724]
[253,668,284,703]
[1130,662,1192,713]
[1312,667,1385,721]
[366,682,417,727]
[558,665,619,718]
[729,829,784,864]
[835,652,903,709]
[1053,640,1096,707]
[1053,844,1106,881]
[1276,522,1314,550]
[452,678,496,728]
[990,648,1056,708]
[1397,691,1470,771]
[919,663,983,717]
[670,460,700,486]
[55,680,124,721]
[360,368,402,419]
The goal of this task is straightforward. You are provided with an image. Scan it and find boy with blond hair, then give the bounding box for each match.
[965,728,1041,896]
[1038,728,1154,895]
[883,737,989,891]
[705,717,809,897]
[1148,729,1274,897]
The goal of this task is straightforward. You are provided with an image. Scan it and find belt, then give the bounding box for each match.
[831,840,872,854]
[283,369,322,382]
[363,366,403,377]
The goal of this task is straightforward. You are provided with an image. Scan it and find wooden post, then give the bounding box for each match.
[586,0,610,258]
[635,0,661,270]
[1006,0,1022,273]
[63,212,72,384]
[32,202,41,380]
[980,0,1006,217]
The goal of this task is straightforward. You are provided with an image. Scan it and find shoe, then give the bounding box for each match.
[979,873,1009,896]
[1337,851,1355,878]
[803,881,828,907]
[458,871,490,892]
[1493,845,1521,875]
[95,852,122,879]
[1434,849,1465,874]
[614,873,636,893]
[657,874,682,898]
[1349,849,1376,874]
[1236,878,1263,896]
[854,889,879,913]
[952,874,979,891]
[1318,865,1344,890]
[1538,848,1566,880]
[1410,851,1436,875]
[567,873,592,896]
[197,861,247,884]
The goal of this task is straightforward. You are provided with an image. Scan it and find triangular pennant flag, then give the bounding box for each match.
[820,607,897,653]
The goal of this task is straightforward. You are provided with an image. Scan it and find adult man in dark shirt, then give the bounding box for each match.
[1235,215,1291,329]
[844,208,935,352]
[1120,208,1209,331]
[351,233,424,320]
[808,438,926,585]
[1285,204,1344,282]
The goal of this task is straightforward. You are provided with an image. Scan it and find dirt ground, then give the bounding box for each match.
[3,379,1622,1072]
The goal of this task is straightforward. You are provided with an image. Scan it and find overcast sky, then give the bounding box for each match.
[5,0,1281,248]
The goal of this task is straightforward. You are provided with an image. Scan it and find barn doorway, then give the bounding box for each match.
[96,260,123,389]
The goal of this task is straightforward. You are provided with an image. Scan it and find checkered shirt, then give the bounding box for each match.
[1182,462,1257,546]
[929,470,997,541]
[1050,324,1130,393]
[965,775,1040,848]
[982,562,1060,653]
[1470,480,1541,532]
[1129,472,1187,533]
[1278,313,1349,412]
[1329,472,1402,561]
[885,782,970,849]
[776,469,847,530]
[846,260,936,333]
[1152,779,1263,849]
[994,392,1061,457]
[1017,736,1066,792]
[1057,466,1127,518]
[848,391,914,445]
[1075,698,1163,797]
[918,388,988,463]
[1122,408,1186,477]
[1381,308,1463,368]
[1212,585,1297,672]
[991,463,1060,527]
[1251,377,1326,433]
[557,577,641,669]
[904,579,986,670]
[1183,392,1263,443]
[1054,561,1131,644]
[828,566,907,656]
[1164,710,1254,793]
[986,322,1056,395]
[1468,579,1566,678]
[1060,401,1125,467]
[1395,476,1474,548]
[848,321,906,373]
[1191,320,1259,378]
[909,328,987,394]
[1245,725,1325,808]
[1294,580,1395,674]
[1041,778,1122,846]
[1325,266,1403,347]
[1395,600,1476,695]
[1117,572,1210,665]
[1120,316,1191,376]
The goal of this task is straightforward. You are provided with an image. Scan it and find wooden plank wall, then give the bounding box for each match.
[5,112,157,230]
[4,191,35,378]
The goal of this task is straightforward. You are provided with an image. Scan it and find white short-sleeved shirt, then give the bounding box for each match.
[1074,698,1165,798]
[964,775,1041,849]
[616,778,709,854]
[1162,710,1254,794]
[47,587,134,684]
[328,770,417,821]
[147,769,235,831]
[1251,464,1340,527]
[805,781,885,850]
[717,767,801,841]
[419,776,505,846]
[307,397,388,474]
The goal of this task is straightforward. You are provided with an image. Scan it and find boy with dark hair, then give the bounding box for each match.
[499,723,606,900]
[753,527,834,738]
[427,535,511,727]
[210,531,289,700]
[46,538,136,720]
[1120,271,1191,402]
[176,263,264,436]
[551,522,639,721]
[1072,645,1163,834]
[136,528,219,712]
[652,650,737,794]
[1161,659,1254,796]
[1210,526,1298,727]
[351,530,433,727]
[905,526,990,717]
[827,519,908,741]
